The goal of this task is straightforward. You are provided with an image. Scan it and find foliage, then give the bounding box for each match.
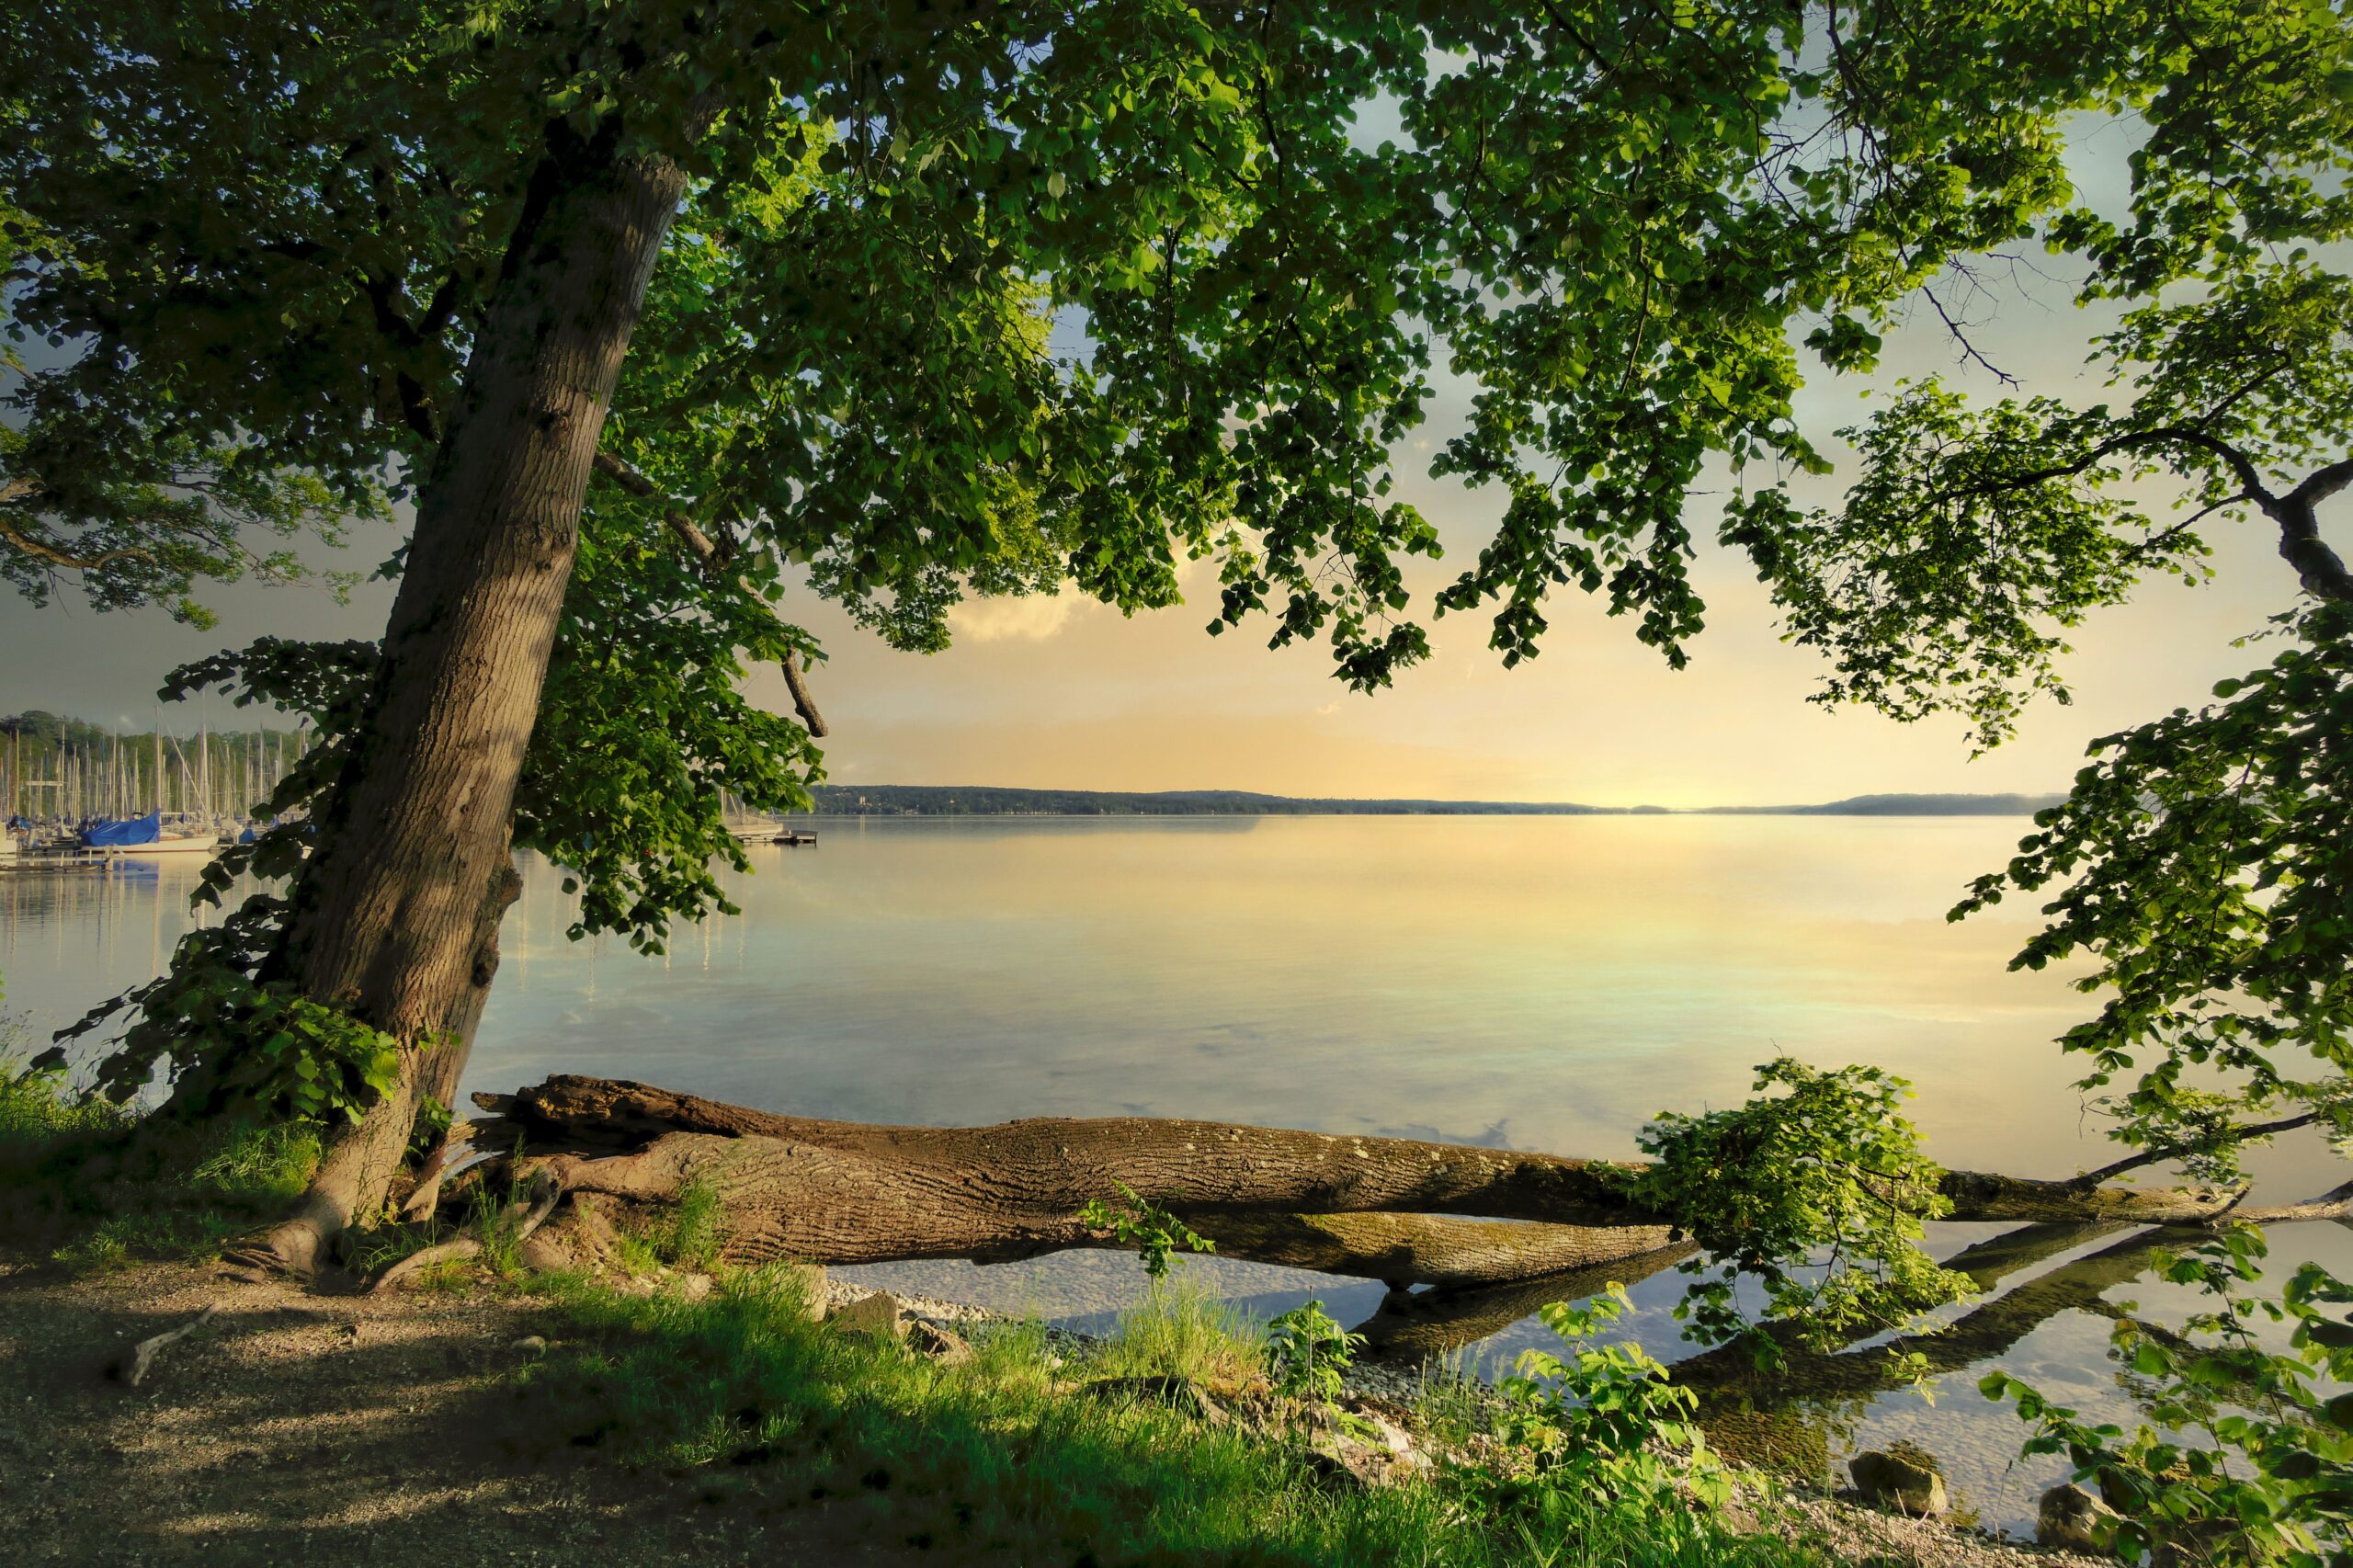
[1728,0,2353,747]
[0,424,372,630]
[1729,383,2213,751]
[0,1051,319,1272]
[1954,603,2353,1168]
[15,0,2344,964]
[1983,1227,2353,1566]
[1486,1285,1733,1550]
[1627,1059,1973,1358]
[1264,1298,1366,1407]
[1079,1180,1217,1280]
[1093,1271,1265,1392]
[520,1263,1824,1568]
[51,945,404,1126]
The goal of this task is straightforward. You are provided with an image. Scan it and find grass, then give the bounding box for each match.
[1089,1269,1265,1390]
[517,1261,1844,1568]
[0,1053,322,1270]
[0,1054,1837,1565]
[613,1175,726,1276]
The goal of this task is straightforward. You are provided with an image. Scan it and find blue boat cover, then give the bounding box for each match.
[82,811,162,847]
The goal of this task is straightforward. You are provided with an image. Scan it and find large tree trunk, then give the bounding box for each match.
[250,125,692,1274]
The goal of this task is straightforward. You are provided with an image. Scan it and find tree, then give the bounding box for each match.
[5,0,2347,1284]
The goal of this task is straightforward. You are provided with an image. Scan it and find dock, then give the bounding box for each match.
[728,824,818,847]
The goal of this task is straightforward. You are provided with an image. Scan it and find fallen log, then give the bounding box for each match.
[499,1075,2348,1236]
[539,1131,1676,1287]
[505,1077,1643,1227]
[1352,1244,1698,1363]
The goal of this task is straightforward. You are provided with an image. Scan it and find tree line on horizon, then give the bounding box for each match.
[789,784,2067,817]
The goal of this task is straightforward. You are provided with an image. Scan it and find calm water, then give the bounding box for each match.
[7,815,2348,1534]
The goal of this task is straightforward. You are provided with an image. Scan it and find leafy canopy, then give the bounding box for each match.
[13,0,2341,947]
[6,3,2351,1184]
[1627,1058,1972,1356]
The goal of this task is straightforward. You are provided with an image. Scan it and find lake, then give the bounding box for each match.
[7,813,2348,1533]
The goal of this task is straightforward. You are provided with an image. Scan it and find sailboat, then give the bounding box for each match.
[78,811,219,855]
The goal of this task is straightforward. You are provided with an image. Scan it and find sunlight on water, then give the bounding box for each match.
[9,813,2350,1533]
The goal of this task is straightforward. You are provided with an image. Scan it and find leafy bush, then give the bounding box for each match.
[1627,1058,1972,1358]
[1984,1226,2353,1566]
[1078,1180,1216,1279]
[1486,1284,1733,1548]
[1265,1298,1365,1406]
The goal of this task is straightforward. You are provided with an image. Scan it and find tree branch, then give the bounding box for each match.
[590,450,829,735]
[2070,1111,2322,1187]
[0,493,156,573]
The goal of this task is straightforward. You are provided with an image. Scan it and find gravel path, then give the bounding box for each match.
[4,1255,2111,1567]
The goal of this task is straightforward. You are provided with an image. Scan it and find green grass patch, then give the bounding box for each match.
[1090,1268,1265,1391]
[520,1263,1839,1568]
[0,1055,321,1271]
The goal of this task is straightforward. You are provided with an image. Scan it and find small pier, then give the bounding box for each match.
[728,824,818,847]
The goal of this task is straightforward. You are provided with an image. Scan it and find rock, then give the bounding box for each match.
[904,1319,973,1367]
[1848,1448,1948,1517]
[830,1291,905,1341]
[1714,1500,1764,1537]
[1298,1403,1428,1491]
[2040,1483,2120,1555]
[1304,1422,1424,1490]
[784,1264,827,1321]
[673,1273,712,1303]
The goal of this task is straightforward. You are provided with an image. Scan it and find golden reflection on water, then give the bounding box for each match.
[7,815,2335,1194]
[9,814,2352,1535]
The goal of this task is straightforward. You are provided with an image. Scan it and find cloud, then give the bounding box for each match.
[948,594,1083,643]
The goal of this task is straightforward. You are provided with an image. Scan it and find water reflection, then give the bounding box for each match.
[7,815,2351,1534]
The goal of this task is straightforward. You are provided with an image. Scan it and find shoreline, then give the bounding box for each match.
[2,1253,2109,1567]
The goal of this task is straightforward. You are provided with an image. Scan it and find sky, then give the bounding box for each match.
[0,127,2333,808]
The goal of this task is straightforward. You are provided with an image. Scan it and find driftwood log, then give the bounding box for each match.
[460,1074,2353,1358]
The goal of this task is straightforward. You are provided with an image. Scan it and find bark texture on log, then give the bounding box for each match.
[443,1076,2353,1350]
[508,1075,2336,1232]
[510,1076,1647,1226]
[1353,1244,1696,1363]
[540,1132,1670,1288]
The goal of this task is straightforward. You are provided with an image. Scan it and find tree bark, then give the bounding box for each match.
[502,1075,2313,1232]
[249,123,692,1274]
[457,1074,2353,1334]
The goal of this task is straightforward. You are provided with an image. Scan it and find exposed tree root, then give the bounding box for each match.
[369,1180,560,1295]
[108,1302,218,1388]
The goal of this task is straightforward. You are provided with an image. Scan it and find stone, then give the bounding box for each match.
[904,1319,974,1367]
[830,1291,906,1341]
[1848,1448,1948,1517]
[2039,1483,2120,1555]
[785,1264,827,1321]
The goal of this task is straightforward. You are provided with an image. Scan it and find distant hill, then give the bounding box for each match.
[796,786,2062,818]
[1699,792,2066,817]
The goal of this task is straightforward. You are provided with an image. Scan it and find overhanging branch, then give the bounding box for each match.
[591,450,829,735]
